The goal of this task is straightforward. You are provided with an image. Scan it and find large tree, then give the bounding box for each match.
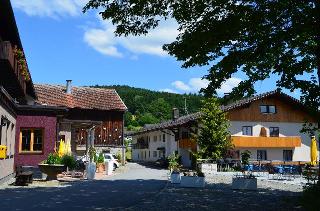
[84,0,319,119]
[196,97,232,160]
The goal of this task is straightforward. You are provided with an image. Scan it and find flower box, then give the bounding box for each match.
[38,164,66,180]
[232,177,257,190]
[170,172,181,184]
[180,176,205,188]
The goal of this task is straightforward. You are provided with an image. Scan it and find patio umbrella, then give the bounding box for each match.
[65,139,72,155]
[58,140,65,157]
[310,136,318,166]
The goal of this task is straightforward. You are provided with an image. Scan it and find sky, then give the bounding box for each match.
[11,0,298,97]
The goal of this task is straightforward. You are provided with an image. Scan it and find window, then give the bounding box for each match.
[153,136,157,142]
[270,127,279,137]
[283,150,293,161]
[257,150,267,160]
[162,134,166,142]
[260,105,276,114]
[153,151,157,157]
[20,129,44,153]
[242,126,253,136]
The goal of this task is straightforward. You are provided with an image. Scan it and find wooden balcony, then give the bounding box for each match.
[231,136,301,148]
[179,138,197,151]
[0,41,26,97]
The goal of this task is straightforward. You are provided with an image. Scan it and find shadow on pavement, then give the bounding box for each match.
[0,178,167,211]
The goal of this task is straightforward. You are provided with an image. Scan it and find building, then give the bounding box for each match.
[131,90,319,167]
[0,0,37,182]
[14,82,127,168]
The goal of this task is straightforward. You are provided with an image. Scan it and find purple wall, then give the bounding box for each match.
[15,115,57,167]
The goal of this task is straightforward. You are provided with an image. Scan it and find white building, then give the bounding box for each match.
[131,91,319,167]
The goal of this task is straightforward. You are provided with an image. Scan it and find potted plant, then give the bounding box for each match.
[86,146,97,180]
[61,154,76,173]
[96,152,105,173]
[180,169,205,188]
[232,150,257,190]
[168,153,181,184]
[38,153,66,180]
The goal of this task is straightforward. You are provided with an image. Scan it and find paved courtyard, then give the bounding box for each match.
[0,163,303,210]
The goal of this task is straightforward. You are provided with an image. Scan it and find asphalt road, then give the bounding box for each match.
[0,163,168,211]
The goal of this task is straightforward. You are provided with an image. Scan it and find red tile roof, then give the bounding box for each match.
[34,84,127,111]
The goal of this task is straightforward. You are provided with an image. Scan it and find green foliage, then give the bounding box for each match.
[196,97,232,160]
[61,155,76,170]
[45,153,61,165]
[168,153,180,172]
[88,146,96,163]
[97,153,105,164]
[241,150,251,166]
[91,85,203,128]
[115,152,122,162]
[301,183,320,211]
[84,1,320,128]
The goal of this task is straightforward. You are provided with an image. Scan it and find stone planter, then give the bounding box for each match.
[200,163,217,175]
[38,164,66,180]
[170,172,181,184]
[86,162,96,180]
[180,176,205,188]
[232,177,257,190]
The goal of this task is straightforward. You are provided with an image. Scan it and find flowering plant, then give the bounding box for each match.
[13,46,30,81]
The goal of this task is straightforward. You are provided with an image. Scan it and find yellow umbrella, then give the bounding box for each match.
[58,140,65,157]
[310,136,318,166]
[65,139,72,155]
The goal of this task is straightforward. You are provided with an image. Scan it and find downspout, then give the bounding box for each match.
[121,112,125,166]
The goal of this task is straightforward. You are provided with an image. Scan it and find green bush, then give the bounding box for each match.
[45,153,61,165]
[301,183,320,211]
[61,155,76,170]
[97,153,104,164]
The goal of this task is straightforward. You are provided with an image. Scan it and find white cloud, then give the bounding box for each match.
[171,81,191,92]
[12,0,86,18]
[217,77,242,94]
[84,19,179,57]
[169,77,242,94]
[159,88,177,94]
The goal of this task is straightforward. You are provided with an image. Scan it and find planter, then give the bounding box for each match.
[232,177,257,190]
[96,163,104,173]
[170,172,181,184]
[200,163,217,175]
[180,176,205,188]
[38,164,66,180]
[87,162,96,180]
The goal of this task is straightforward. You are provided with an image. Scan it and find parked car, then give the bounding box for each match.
[103,153,120,169]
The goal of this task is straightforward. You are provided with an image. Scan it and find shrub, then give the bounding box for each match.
[61,155,76,170]
[45,153,61,165]
[115,152,122,162]
[97,153,104,164]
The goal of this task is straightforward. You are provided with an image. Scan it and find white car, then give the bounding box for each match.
[103,153,120,169]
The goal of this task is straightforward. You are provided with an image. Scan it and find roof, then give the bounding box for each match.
[34,84,127,111]
[129,90,317,136]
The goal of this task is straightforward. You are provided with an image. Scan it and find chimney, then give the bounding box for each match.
[66,80,72,94]
[172,108,179,120]
[223,93,231,105]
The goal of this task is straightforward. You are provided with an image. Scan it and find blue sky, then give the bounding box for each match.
[11,0,298,97]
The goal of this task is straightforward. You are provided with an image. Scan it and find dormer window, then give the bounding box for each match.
[260,105,276,114]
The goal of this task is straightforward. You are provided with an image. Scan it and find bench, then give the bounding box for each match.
[15,166,33,186]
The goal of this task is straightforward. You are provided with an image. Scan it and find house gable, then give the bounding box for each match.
[226,94,317,123]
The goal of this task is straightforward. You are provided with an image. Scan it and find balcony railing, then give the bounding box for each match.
[231,136,302,148]
[0,41,26,95]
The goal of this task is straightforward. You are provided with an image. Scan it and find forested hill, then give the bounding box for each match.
[91,85,204,129]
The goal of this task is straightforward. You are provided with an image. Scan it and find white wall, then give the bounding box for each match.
[0,105,16,181]
[131,130,177,162]
[230,121,319,161]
